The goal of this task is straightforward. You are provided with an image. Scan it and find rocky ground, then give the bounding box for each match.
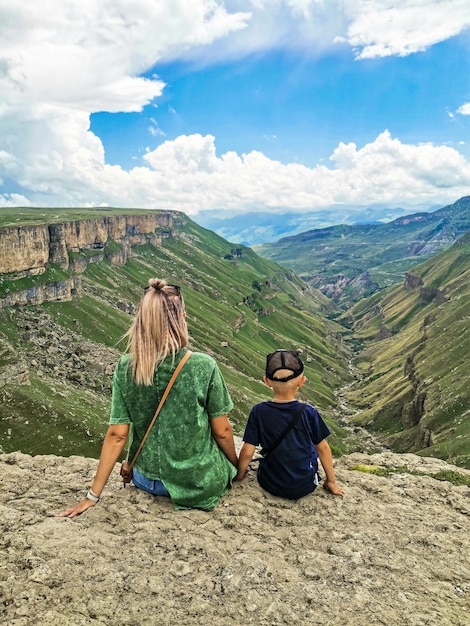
[14,307,120,393]
[1,448,469,626]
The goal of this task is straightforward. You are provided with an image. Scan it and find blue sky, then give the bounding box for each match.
[92,37,470,170]
[1,1,470,225]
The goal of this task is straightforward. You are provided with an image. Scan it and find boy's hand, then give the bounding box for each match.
[323,480,344,496]
[235,443,256,482]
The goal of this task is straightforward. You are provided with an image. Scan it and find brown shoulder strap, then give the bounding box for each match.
[127,350,192,470]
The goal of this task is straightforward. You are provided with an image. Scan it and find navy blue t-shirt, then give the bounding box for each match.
[243,400,330,500]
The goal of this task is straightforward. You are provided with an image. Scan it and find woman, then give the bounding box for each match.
[58,279,238,517]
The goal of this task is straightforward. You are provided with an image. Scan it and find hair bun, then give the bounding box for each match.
[148,278,167,291]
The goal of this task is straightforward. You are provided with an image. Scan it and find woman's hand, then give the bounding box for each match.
[56,498,97,519]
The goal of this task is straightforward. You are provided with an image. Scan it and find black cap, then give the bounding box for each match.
[265,350,304,382]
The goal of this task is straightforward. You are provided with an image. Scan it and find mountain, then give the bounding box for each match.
[2,206,469,470]
[0,207,352,459]
[341,230,470,468]
[193,205,414,246]
[255,196,470,305]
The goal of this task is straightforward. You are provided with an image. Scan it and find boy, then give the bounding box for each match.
[235,350,344,499]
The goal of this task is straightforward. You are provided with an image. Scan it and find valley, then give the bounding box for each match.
[340,230,470,468]
[0,208,353,459]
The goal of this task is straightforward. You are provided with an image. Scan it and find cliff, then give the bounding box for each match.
[1,449,469,625]
[0,211,178,308]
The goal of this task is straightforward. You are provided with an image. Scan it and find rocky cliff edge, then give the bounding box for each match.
[1,449,469,626]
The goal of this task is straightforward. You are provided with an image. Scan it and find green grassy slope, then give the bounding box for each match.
[343,231,470,467]
[0,213,353,458]
[0,206,161,228]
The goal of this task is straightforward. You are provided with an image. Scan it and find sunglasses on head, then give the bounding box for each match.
[143,284,182,297]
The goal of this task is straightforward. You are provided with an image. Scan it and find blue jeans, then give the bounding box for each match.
[132,467,170,497]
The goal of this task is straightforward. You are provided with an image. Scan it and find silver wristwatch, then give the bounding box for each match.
[85,489,101,503]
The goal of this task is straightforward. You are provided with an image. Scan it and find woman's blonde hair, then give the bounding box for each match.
[125,278,188,385]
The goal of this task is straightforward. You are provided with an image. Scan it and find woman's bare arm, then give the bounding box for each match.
[56,424,129,518]
[210,414,238,467]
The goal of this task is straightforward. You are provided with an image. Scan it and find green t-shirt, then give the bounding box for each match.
[109,348,236,510]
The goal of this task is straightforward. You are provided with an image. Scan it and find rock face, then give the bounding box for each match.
[313,272,379,301]
[404,274,447,304]
[404,272,424,289]
[1,450,469,626]
[0,212,175,275]
[0,225,50,275]
[0,211,177,308]
[0,277,83,308]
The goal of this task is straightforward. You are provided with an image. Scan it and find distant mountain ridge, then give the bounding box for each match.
[255,196,470,305]
[193,205,417,246]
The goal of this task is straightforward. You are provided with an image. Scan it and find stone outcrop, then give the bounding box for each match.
[1,450,469,625]
[403,272,447,304]
[402,348,428,430]
[314,272,379,301]
[404,272,424,289]
[0,277,82,309]
[419,285,447,304]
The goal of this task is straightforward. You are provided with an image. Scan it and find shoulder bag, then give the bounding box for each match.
[260,402,306,457]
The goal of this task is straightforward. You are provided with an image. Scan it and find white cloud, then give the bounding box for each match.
[148,118,166,137]
[188,0,347,60]
[328,131,470,204]
[0,1,249,205]
[0,193,32,208]
[457,103,470,115]
[192,1,470,61]
[0,1,250,115]
[341,0,470,59]
[2,127,469,214]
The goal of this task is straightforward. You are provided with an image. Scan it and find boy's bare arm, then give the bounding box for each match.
[235,443,256,481]
[315,439,344,496]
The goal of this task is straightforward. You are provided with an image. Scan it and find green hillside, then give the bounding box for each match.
[0,206,156,228]
[343,231,470,467]
[0,211,353,459]
[256,196,470,305]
